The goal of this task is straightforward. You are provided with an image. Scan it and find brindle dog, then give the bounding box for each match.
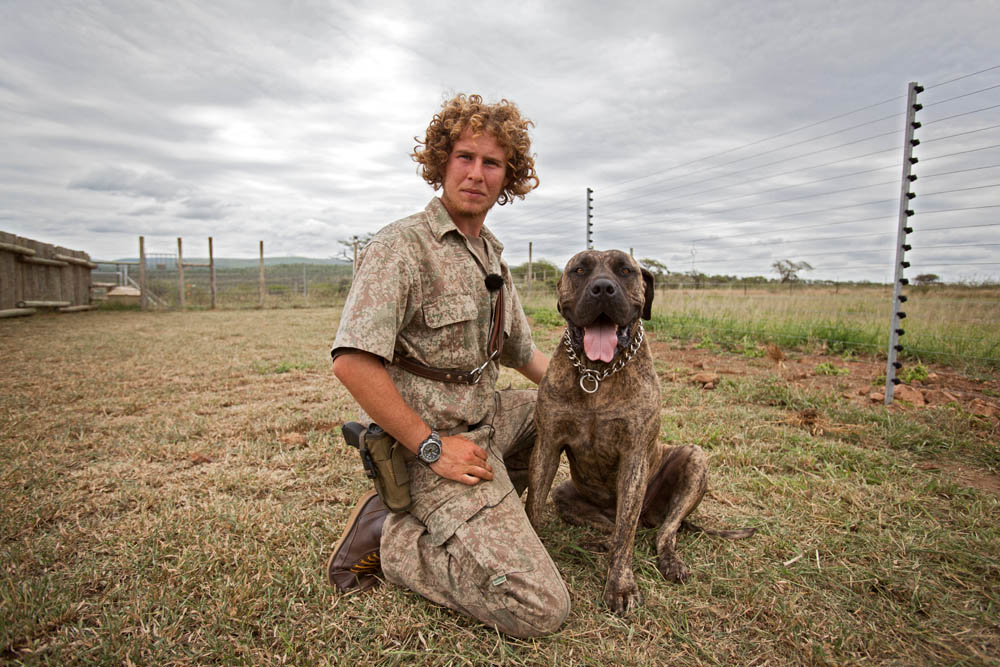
[527,249,753,614]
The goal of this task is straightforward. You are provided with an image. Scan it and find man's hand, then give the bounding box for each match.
[430,435,494,485]
[333,350,495,485]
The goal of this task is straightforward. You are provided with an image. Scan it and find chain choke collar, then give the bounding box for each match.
[562,321,644,394]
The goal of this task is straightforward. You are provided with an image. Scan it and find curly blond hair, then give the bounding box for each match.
[412,94,539,205]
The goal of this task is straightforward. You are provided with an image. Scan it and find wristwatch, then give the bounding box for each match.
[416,430,443,465]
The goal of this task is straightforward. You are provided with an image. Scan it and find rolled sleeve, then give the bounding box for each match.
[499,280,535,369]
[331,241,417,364]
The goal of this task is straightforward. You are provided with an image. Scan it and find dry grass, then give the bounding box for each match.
[2,307,998,665]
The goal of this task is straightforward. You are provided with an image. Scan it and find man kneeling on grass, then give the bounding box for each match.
[327,93,569,638]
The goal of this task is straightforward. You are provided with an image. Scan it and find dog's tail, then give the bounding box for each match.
[681,520,756,539]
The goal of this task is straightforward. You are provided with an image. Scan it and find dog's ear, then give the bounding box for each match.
[641,268,654,320]
[555,272,565,315]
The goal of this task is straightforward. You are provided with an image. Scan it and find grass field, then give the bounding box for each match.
[2,304,998,665]
[524,284,1000,373]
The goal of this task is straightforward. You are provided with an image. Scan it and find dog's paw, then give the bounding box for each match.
[604,574,641,614]
[658,554,692,583]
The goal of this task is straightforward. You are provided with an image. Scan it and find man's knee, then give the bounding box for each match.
[490,567,570,638]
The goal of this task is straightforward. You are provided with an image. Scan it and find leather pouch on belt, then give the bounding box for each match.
[365,427,412,513]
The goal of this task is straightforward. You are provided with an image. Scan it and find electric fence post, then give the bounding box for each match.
[885,81,923,405]
[586,187,594,250]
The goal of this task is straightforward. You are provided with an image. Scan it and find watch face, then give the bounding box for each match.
[419,438,442,463]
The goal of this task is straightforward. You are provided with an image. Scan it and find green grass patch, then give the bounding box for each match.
[255,360,312,374]
[815,361,850,376]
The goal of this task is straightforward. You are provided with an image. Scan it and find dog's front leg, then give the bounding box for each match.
[604,451,649,614]
[526,431,561,530]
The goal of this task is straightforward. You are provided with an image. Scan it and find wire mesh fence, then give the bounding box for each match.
[88,70,1000,376]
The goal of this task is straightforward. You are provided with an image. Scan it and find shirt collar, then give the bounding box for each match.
[424,197,504,256]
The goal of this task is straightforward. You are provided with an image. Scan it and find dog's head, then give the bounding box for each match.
[556,250,654,363]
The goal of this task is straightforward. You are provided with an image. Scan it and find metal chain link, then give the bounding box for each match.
[562,321,645,394]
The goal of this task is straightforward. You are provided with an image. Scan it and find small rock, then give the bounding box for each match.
[923,389,959,406]
[690,372,720,386]
[969,400,998,420]
[893,384,926,406]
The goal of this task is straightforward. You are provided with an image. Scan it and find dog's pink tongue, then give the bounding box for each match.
[584,322,618,362]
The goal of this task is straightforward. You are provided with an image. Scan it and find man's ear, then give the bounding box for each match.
[641,268,654,320]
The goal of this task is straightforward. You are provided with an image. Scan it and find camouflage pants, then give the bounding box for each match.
[380,389,570,638]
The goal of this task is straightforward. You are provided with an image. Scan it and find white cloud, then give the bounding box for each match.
[0,0,996,279]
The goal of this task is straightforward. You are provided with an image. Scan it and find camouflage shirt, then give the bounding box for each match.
[331,197,535,430]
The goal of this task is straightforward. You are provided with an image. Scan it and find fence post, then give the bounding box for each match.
[139,236,147,311]
[177,237,185,310]
[586,187,594,250]
[884,81,923,405]
[258,241,265,308]
[209,237,216,309]
[527,242,533,291]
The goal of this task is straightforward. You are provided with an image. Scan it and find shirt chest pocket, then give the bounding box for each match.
[420,294,482,368]
[423,294,479,329]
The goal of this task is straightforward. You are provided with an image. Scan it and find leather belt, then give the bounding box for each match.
[392,282,506,385]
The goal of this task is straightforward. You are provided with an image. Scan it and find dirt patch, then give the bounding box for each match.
[649,338,1000,421]
[917,461,1000,495]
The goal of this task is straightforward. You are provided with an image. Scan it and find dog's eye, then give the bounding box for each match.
[575,267,584,274]
[622,267,631,275]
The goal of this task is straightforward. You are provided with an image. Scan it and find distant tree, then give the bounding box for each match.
[772,259,813,283]
[511,258,560,285]
[338,233,375,263]
[639,258,669,277]
[914,273,940,286]
[686,270,707,289]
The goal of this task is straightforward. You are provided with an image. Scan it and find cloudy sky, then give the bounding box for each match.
[2,0,998,282]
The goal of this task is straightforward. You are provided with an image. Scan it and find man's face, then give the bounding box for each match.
[439,128,508,225]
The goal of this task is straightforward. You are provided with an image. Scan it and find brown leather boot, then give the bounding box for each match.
[326,490,388,592]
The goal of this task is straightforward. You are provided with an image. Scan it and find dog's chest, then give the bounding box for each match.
[537,349,660,442]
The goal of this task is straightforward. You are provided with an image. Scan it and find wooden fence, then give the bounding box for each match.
[0,231,97,318]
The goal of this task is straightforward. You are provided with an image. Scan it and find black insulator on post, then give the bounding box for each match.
[899,295,908,303]
[904,227,913,234]
[892,377,901,385]
[915,85,924,93]
[905,210,914,216]
[906,192,916,199]
[897,312,907,319]
[900,278,909,285]
[909,157,919,164]
[908,174,917,182]
[902,261,910,268]
[896,328,905,336]
[911,139,920,147]
[893,361,903,369]
[902,244,912,251]
[912,121,922,129]
[894,344,904,352]
[913,103,923,111]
